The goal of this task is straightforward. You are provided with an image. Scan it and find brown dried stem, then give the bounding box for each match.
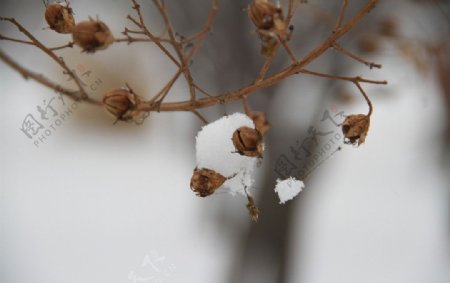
[0,17,89,99]
[0,49,99,104]
[333,43,382,69]
[136,0,381,112]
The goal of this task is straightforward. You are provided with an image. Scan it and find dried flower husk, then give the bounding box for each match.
[249,111,270,136]
[248,0,288,57]
[248,0,286,34]
[72,19,114,53]
[232,126,264,158]
[342,114,370,145]
[45,3,75,34]
[190,168,227,197]
[102,88,145,123]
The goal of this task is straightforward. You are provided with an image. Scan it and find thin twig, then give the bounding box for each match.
[334,0,348,31]
[354,81,373,116]
[191,109,208,124]
[128,0,181,67]
[0,49,100,104]
[298,68,387,85]
[152,0,197,103]
[333,43,382,69]
[137,0,381,112]
[0,17,89,99]
[0,34,74,50]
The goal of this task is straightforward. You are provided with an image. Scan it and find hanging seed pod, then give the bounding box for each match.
[342,114,371,145]
[102,88,145,123]
[190,168,227,197]
[44,3,75,34]
[232,126,264,158]
[72,19,114,53]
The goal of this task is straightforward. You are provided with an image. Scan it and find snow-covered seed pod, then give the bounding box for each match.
[44,3,75,34]
[72,19,114,53]
[193,113,261,196]
[190,168,227,197]
[232,126,264,158]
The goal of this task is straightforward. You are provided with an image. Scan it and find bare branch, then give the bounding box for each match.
[333,43,382,69]
[0,17,89,99]
[0,49,99,105]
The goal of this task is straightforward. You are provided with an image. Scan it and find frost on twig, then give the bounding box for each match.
[274,177,305,204]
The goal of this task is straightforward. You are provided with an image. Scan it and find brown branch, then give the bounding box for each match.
[333,43,382,69]
[152,0,196,103]
[354,81,373,116]
[128,0,180,67]
[0,34,74,50]
[0,49,100,105]
[286,0,298,26]
[297,69,387,85]
[335,0,349,31]
[191,109,208,124]
[50,41,74,50]
[0,17,89,99]
[137,0,381,112]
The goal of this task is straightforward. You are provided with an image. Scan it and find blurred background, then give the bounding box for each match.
[0,0,449,282]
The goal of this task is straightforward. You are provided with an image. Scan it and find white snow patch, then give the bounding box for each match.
[274,177,305,204]
[195,113,259,195]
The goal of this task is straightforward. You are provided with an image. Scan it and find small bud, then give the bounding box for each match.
[190,168,227,197]
[102,88,144,123]
[342,114,370,145]
[248,0,285,32]
[72,19,114,53]
[248,0,288,57]
[249,111,270,136]
[44,3,75,34]
[232,126,264,158]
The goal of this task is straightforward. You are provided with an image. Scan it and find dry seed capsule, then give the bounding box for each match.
[45,3,75,34]
[232,126,264,158]
[342,114,371,146]
[72,19,114,53]
[190,168,227,197]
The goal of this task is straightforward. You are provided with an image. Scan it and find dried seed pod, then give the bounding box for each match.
[72,19,114,53]
[190,168,227,197]
[248,0,285,32]
[342,114,370,145]
[232,126,264,158]
[102,88,144,123]
[44,3,75,34]
[249,111,270,136]
[248,0,288,57]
